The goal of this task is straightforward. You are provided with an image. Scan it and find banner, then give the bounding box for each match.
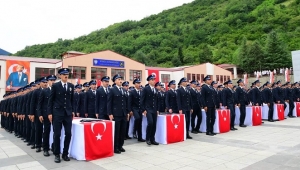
[285,68,290,82]
[147,70,160,82]
[243,74,248,85]
[6,60,30,91]
[270,71,274,83]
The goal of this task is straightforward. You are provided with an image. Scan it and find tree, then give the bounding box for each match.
[264,31,291,70]
[247,41,265,72]
[199,45,213,63]
[177,47,184,64]
[237,37,250,72]
[172,56,182,67]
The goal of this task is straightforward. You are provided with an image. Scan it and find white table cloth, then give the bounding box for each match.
[235,106,262,126]
[293,102,300,117]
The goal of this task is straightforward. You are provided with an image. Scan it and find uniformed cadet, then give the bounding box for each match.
[165,80,178,114]
[273,80,286,109]
[107,74,128,153]
[25,82,35,145]
[95,76,110,120]
[37,75,56,157]
[236,79,248,127]
[156,82,166,113]
[252,80,263,106]
[73,84,82,116]
[189,80,202,134]
[201,75,216,136]
[262,81,274,122]
[293,82,300,102]
[30,78,43,151]
[77,82,89,117]
[177,77,193,139]
[211,81,220,109]
[122,81,132,140]
[48,68,74,163]
[223,80,238,131]
[128,78,145,142]
[84,80,97,118]
[286,82,295,118]
[140,74,159,145]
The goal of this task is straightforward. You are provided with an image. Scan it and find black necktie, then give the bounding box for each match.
[138,90,140,96]
[93,90,96,95]
[63,84,66,91]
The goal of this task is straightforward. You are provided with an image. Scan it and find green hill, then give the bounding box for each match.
[14,0,300,69]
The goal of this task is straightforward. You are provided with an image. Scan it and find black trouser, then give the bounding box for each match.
[288,100,295,116]
[0,113,4,128]
[8,113,14,132]
[25,115,31,141]
[5,113,9,130]
[282,101,287,110]
[191,106,201,131]
[126,116,131,137]
[42,116,51,151]
[19,119,23,137]
[53,113,72,156]
[88,114,96,118]
[228,104,235,128]
[114,116,127,150]
[268,103,274,120]
[14,116,18,134]
[206,107,216,133]
[30,121,35,145]
[184,110,191,136]
[146,110,157,142]
[133,108,143,140]
[35,116,43,148]
[239,104,246,126]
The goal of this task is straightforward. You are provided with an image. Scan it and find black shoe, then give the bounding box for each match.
[233,128,238,130]
[191,130,198,134]
[21,138,24,140]
[120,147,125,152]
[26,143,31,146]
[206,132,214,136]
[126,136,132,139]
[114,149,121,154]
[187,135,193,139]
[36,148,41,152]
[54,155,61,163]
[291,116,296,118]
[239,125,247,127]
[138,139,146,142]
[24,140,28,143]
[133,134,137,139]
[212,132,217,135]
[146,140,151,145]
[62,155,70,161]
[269,119,274,122]
[17,135,21,138]
[151,141,159,145]
[31,145,36,149]
[196,130,202,133]
[230,128,236,131]
[44,151,50,157]
[262,121,265,123]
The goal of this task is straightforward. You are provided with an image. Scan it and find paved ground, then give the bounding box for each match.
[1,118,300,170]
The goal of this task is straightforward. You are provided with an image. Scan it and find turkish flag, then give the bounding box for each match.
[84,121,113,160]
[148,70,160,82]
[166,114,184,144]
[97,79,101,87]
[276,104,284,120]
[218,109,230,133]
[296,102,300,117]
[252,106,262,126]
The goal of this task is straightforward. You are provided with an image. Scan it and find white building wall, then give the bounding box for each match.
[206,63,214,75]
[0,60,7,100]
[292,50,300,82]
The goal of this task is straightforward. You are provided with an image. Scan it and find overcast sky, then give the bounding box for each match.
[0,0,194,54]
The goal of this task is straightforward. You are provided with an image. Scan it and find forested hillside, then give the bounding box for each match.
[14,0,300,71]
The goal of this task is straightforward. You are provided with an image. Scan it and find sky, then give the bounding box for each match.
[0,0,194,54]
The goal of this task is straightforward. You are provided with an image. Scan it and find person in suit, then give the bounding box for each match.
[140,74,159,145]
[6,64,29,89]
[286,82,295,118]
[165,80,178,114]
[176,77,193,139]
[73,84,82,116]
[156,82,166,113]
[201,76,216,136]
[190,80,202,134]
[217,85,224,108]
[252,80,263,106]
[77,82,89,117]
[37,75,56,157]
[128,78,145,142]
[211,81,219,109]
[272,80,286,109]
[222,80,238,131]
[84,80,97,118]
[262,81,274,122]
[122,81,132,140]
[25,82,35,146]
[48,68,74,163]
[236,79,248,127]
[96,76,110,120]
[107,74,128,154]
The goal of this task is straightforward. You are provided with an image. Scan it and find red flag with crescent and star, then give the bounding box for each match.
[84,121,113,160]
[276,104,284,120]
[252,106,262,126]
[166,114,184,144]
[296,102,300,117]
[147,70,160,82]
[218,109,230,133]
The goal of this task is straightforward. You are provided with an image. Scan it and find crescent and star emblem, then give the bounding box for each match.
[222,110,227,121]
[171,114,180,129]
[91,122,106,140]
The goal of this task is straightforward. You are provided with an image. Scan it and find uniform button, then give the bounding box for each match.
[64,107,66,108]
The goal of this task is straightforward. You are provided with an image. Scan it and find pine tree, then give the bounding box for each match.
[247,41,265,72]
[237,37,250,73]
[264,31,291,70]
[199,45,213,63]
[178,47,184,64]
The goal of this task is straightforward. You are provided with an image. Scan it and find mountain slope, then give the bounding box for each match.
[14,0,300,67]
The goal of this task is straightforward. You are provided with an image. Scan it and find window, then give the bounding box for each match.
[192,74,196,81]
[111,69,125,80]
[35,68,55,80]
[196,74,200,81]
[187,73,191,81]
[216,75,219,82]
[220,75,223,83]
[161,74,170,83]
[227,76,230,81]
[201,74,204,82]
[68,66,86,79]
[223,75,227,82]
[129,70,142,81]
[91,67,107,80]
